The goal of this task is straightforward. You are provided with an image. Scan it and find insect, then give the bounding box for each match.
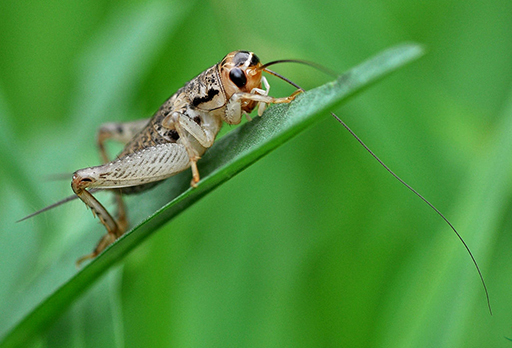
[67,50,302,264]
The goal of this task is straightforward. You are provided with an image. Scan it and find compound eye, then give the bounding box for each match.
[229,68,247,88]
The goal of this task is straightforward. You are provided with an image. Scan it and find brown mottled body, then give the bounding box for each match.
[70,51,301,264]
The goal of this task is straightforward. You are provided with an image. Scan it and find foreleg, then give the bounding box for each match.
[224,87,302,124]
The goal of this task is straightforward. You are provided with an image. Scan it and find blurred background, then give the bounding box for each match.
[1,0,512,347]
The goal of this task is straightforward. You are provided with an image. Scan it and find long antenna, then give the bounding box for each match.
[330,112,492,315]
[262,68,304,91]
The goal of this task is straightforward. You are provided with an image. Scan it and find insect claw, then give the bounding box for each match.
[76,253,95,268]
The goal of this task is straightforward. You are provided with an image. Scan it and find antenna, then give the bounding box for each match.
[330,112,492,315]
[259,58,339,92]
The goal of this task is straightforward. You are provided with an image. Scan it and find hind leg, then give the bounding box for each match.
[73,142,190,265]
[94,119,150,242]
[76,119,150,265]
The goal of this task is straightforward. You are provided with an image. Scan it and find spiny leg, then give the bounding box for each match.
[73,142,190,264]
[72,176,121,265]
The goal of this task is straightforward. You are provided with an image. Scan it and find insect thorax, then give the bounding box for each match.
[182,65,227,111]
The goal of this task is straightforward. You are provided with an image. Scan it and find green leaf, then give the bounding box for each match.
[0,43,424,348]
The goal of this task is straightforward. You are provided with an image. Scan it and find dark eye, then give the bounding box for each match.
[229,68,247,88]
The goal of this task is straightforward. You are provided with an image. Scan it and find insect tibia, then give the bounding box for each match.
[330,112,492,315]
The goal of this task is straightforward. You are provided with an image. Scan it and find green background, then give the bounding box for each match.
[1,0,511,347]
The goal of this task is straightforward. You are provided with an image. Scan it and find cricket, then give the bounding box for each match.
[69,50,302,264]
[21,50,490,313]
